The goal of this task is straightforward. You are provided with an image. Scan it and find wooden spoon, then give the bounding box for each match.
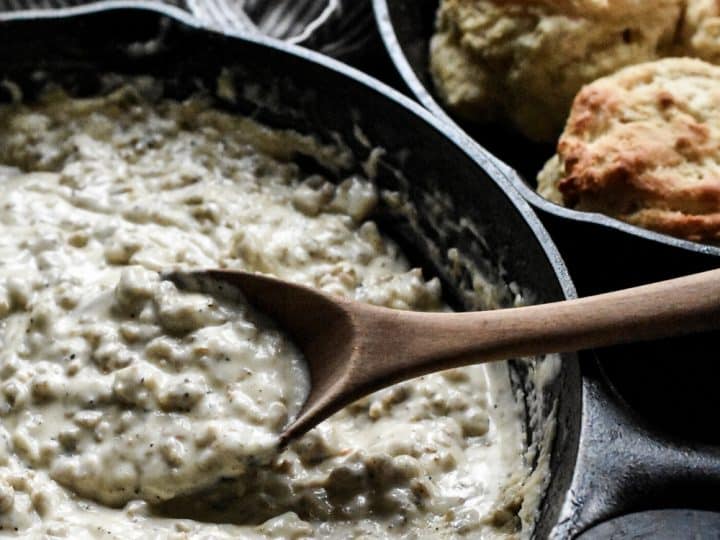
[166,268,720,444]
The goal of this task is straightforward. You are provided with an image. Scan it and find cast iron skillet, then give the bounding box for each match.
[0,4,718,539]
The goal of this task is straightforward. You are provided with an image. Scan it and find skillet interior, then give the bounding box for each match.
[0,6,581,538]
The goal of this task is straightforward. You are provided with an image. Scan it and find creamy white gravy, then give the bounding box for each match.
[0,83,533,538]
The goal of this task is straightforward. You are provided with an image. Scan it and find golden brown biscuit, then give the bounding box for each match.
[430,0,683,141]
[537,58,720,242]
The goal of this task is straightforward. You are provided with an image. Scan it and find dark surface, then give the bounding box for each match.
[578,510,720,539]
[372,0,720,537]
[0,5,581,539]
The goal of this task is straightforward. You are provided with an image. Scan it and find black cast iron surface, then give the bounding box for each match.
[1,4,580,538]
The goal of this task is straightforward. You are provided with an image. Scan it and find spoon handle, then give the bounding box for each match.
[360,267,720,382]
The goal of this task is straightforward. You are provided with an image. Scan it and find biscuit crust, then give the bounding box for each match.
[538,58,720,242]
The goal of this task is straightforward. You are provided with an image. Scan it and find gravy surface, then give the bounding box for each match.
[0,84,531,538]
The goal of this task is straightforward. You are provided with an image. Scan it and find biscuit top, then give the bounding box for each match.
[538,58,720,242]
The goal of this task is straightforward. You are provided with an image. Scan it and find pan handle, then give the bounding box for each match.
[552,357,720,538]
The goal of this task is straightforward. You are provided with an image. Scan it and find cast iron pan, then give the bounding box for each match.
[0,4,718,539]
